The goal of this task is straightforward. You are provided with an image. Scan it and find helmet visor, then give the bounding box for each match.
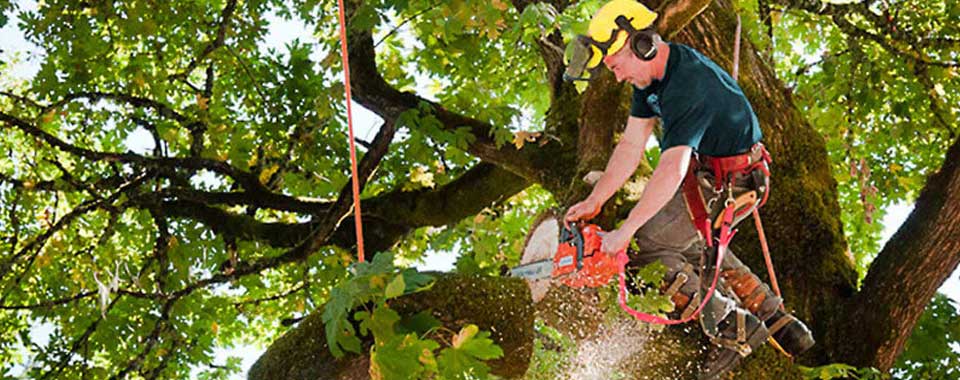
[564,35,603,82]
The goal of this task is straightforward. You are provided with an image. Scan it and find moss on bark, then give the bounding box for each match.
[249,274,535,380]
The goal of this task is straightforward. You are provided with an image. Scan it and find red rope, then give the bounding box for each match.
[335,0,365,263]
[753,209,784,310]
[616,203,737,325]
[731,11,784,308]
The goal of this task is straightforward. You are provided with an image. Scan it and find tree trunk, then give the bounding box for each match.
[254,0,960,377]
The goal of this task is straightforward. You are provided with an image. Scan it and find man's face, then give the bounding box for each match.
[603,45,654,88]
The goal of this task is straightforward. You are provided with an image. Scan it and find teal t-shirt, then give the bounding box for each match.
[630,43,761,157]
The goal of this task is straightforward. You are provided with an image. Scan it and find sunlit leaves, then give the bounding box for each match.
[437,324,504,380]
[893,293,960,379]
[321,252,502,379]
[322,252,435,357]
[762,1,959,277]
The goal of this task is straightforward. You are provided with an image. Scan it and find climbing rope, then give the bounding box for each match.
[731,12,783,306]
[335,0,365,263]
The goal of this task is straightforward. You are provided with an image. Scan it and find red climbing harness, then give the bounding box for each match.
[617,143,781,323]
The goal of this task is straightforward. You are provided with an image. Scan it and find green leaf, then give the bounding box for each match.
[398,310,442,336]
[322,285,362,357]
[384,275,406,299]
[437,325,504,380]
[401,269,435,293]
[371,334,440,380]
[358,305,401,342]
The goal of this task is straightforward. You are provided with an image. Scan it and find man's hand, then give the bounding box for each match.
[564,198,602,226]
[600,227,633,257]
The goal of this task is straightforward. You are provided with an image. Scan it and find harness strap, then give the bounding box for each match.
[616,144,783,326]
[681,292,701,319]
[682,162,712,247]
[664,271,689,298]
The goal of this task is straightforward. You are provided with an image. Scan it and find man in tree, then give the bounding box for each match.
[562,0,815,377]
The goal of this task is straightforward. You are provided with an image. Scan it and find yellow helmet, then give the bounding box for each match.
[564,0,658,81]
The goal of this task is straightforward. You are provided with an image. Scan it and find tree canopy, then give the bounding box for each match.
[1,0,958,379]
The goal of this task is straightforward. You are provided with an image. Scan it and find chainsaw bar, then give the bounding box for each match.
[509,259,554,280]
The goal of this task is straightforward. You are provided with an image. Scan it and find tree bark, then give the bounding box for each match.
[837,136,960,370]
[249,274,535,380]
[252,0,960,376]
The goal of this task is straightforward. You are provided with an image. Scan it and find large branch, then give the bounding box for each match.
[836,137,960,370]
[154,162,528,257]
[249,274,535,380]
[654,0,713,39]
[346,20,549,183]
[0,111,262,191]
[153,165,526,307]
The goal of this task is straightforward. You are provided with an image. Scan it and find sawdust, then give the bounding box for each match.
[563,318,654,380]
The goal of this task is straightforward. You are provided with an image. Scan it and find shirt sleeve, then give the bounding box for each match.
[660,91,709,151]
[630,86,657,118]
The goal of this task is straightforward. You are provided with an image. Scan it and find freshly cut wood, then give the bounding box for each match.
[520,210,561,302]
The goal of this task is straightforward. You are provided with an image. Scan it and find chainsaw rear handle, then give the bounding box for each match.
[560,223,585,270]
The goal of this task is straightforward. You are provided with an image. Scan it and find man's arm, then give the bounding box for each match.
[585,116,656,204]
[619,145,692,234]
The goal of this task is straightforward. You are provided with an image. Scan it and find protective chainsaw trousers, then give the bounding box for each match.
[628,159,779,352]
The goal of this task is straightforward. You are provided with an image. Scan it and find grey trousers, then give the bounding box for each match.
[629,171,774,338]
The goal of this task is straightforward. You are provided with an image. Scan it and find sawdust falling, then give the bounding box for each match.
[563,318,654,380]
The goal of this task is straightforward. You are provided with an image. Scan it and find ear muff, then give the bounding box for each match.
[629,29,658,61]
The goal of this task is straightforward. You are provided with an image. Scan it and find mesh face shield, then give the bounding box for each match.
[563,36,599,82]
[563,15,653,82]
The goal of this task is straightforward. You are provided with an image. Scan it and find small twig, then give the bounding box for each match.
[374,4,441,48]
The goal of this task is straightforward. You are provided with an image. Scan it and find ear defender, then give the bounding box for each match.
[629,29,658,61]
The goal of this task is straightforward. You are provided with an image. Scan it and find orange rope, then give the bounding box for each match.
[732,11,784,310]
[753,209,784,311]
[335,0,365,263]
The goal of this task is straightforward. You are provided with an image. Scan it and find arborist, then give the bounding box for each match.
[562,1,815,377]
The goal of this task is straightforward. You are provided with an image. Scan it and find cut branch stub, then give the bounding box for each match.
[248,273,535,380]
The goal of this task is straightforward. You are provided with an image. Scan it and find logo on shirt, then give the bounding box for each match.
[647,94,662,116]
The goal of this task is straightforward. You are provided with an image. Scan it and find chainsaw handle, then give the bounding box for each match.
[560,223,585,270]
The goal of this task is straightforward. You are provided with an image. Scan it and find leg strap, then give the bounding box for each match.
[767,313,798,336]
[711,309,756,357]
[681,293,701,320]
[664,263,695,298]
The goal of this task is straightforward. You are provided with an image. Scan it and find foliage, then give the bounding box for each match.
[322,251,502,379]
[741,0,960,278]
[799,363,887,380]
[892,293,960,379]
[0,0,551,377]
[521,321,577,380]
[1,0,958,378]
[613,259,674,319]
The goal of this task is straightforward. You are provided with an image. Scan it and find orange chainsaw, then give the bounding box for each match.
[509,223,620,288]
[510,222,722,325]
